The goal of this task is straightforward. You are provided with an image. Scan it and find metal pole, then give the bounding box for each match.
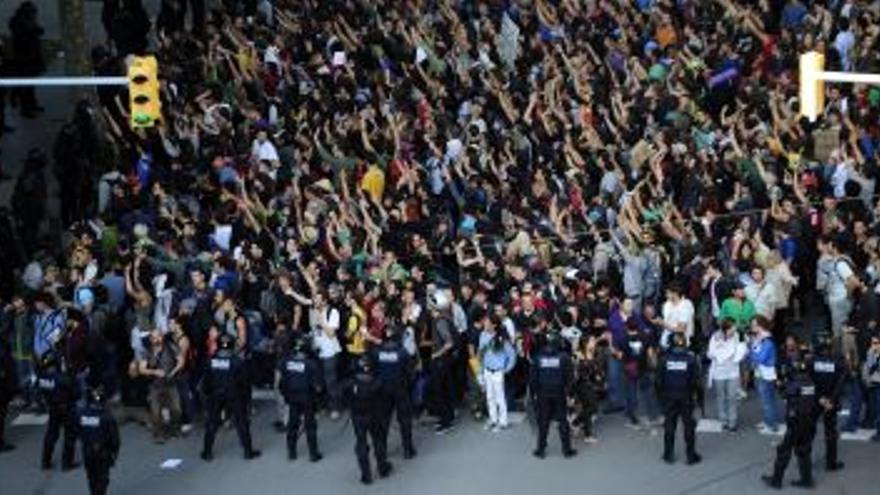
[0,77,128,87]
[817,71,880,85]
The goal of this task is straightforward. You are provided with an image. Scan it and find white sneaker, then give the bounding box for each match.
[484,421,497,431]
[330,411,340,421]
[494,423,509,432]
[181,423,193,434]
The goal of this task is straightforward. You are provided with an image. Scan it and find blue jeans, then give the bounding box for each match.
[844,379,864,432]
[870,387,880,436]
[606,358,624,410]
[756,378,779,430]
[623,376,639,420]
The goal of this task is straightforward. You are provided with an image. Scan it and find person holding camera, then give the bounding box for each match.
[138,329,181,444]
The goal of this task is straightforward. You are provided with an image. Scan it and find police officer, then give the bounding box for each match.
[0,336,16,452]
[278,334,322,462]
[657,332,701,465]
[38,352,80,470]
[201,334,261,461]
[76,385,120,495]
[530,332,577,459]
[372,324,417,459]
[809,332,846,472]
[346,355,392,485]
[762,356,819,489]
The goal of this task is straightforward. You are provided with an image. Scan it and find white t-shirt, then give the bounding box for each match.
[662,298,695,340]
[251,139,280,163]
[310,307,341,359]
[828,257,854,302]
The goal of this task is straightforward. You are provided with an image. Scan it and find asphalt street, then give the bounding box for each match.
[1,394,876,495]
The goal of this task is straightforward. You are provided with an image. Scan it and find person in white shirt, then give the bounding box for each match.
[310,292,342,419]
[707,320,748,431]
[818,237,856,338]
[661,284,695,348]
[251,129,280,165]
[745,267,777,320]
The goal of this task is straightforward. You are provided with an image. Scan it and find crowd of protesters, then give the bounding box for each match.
[3,0,880,460]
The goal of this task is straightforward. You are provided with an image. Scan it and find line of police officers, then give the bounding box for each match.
[762,332,846,489]
[0,318,854,492]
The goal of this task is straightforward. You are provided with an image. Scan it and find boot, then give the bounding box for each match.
[761,475,782,489]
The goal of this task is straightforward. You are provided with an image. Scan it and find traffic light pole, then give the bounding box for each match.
[816,71,880,85]
[0,77,128,87]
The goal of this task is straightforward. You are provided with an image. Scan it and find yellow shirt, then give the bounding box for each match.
[346,306,367,355]
[361,165,386,203]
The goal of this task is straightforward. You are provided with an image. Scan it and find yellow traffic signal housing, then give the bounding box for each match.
[799,51,825,123]
[127,56,161,128]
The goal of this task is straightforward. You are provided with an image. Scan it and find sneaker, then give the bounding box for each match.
[563,449,578,458]
[330,411,341,421]
[686,453,702,466]
[181,423,193,435]
[583,436,598,445]
[310,452,323,463]
[736,389,748,400]
[244,450,262,460]
[484,421,497,431]
[826,461,844,472]
[378,462,393,478]
[434,424,455,435]
[532,449,546,459]
[360,474,373,485]
[624,418,642,430]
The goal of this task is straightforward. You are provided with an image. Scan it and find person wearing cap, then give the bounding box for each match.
[75,385,120,495]
[530,331,577,459]
[345,355,391,484]
[201,333,261,461]
[658,332,701,465]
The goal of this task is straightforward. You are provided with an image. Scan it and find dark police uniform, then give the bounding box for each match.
[278,346,321,461]
[372,336,416,459]
[809,348,846,471]
[38,357,80,469]
[76,393,120,495]
[201,345,260,460]
[529,343,576,458]
[657,342,700,464]
[345,359,391,484]
[0,338,16,452]
[763,362,819,489]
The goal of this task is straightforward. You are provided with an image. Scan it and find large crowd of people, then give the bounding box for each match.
[2,0,880,489]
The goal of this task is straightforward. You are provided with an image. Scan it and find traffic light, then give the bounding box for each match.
[127,55,161,128]
[799,51,825,123]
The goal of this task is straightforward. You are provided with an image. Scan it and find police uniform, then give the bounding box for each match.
[345,357,391,484]
[201,338,260,461]
[529,340,576,458]
[278,343,322,461]
[38,355,80,469]
[763,361,819,489]
[372,335,416,459]
[809,340,846,471]
[0,338,16,452]
[657,340,701,464]
[76,390,120,495]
